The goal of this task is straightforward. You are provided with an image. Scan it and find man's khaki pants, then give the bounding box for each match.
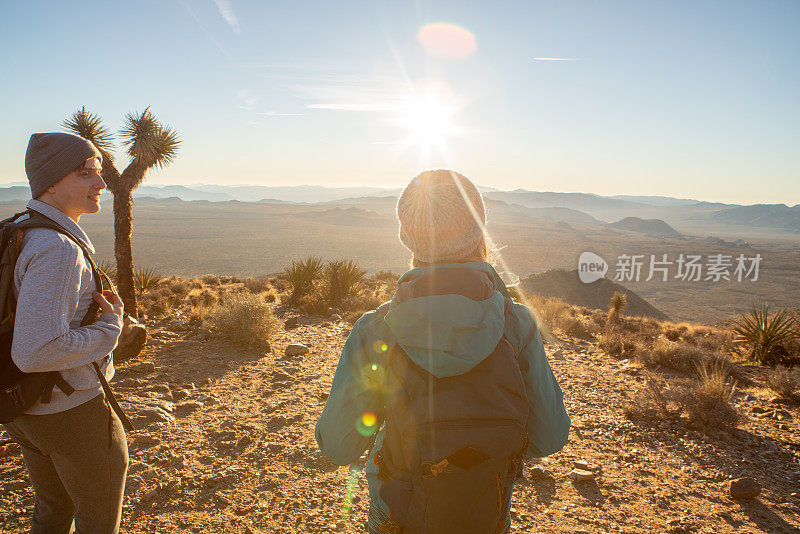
[3,394,128,534]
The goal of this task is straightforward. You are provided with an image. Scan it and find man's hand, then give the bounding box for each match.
[93,290,124,317]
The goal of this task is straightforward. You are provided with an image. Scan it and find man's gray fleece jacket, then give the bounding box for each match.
[11,199,123,415]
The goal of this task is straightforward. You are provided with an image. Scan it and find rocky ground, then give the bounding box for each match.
[1,308,799,534]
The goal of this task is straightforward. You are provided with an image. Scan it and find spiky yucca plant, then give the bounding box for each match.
[285,257,324,298]
[732,304,798,365]
[608,291,627,320]
[324,259,366,306]
[134,267,163,293]
[63,107,180,318]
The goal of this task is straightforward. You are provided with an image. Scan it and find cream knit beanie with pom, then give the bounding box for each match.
[396,169,486,263]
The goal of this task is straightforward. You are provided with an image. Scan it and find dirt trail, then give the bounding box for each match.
[1,312,799,533]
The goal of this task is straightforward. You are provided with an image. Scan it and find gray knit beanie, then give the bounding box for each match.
[396,169,486,263]
[25,132,102,198]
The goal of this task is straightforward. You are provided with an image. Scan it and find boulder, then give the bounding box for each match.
[113,315,147,363]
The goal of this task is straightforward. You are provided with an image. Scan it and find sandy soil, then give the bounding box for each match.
[1,310,799,533]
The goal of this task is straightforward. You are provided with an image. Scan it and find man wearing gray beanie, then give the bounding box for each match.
[2,132,128,533]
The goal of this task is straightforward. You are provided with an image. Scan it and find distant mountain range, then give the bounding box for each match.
[1,183,797,237]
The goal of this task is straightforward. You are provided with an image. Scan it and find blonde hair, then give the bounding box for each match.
[410,234,495,268]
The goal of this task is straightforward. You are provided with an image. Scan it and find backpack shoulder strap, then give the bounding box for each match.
[15,211,133,431]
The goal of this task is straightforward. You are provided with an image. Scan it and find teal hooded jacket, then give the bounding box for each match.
[315,262,570,517]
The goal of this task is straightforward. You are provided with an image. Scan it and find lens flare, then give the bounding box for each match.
[371,363,379,371]
[373,340,389,353]
[356,411,378,436]
[417,22,477,60]
[340,465,360,522]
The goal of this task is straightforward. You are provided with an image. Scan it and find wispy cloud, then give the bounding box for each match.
[214,0,240,34]
[307,103,399,112]
[259,111,302,117]
[235,89,257,109]
[533,57,578,61]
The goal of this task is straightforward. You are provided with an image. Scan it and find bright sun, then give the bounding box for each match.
[395,89,460,148]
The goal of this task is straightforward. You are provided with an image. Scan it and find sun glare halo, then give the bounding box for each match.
[395,90,460,148]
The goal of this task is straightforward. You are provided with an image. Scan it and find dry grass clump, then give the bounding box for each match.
[166,277,191,297]
[188,288,219,321]
[764,365,800,399]
[244,276,271,293]
[598,332,640,359]
[205,292,278,350]
[639,338,710,374]
[678,360,740,428]
[625,364,740,431]
[201,274,221,286]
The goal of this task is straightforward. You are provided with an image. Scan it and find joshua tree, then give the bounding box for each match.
[64,107,180,318]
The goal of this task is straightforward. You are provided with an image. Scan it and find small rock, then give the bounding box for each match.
[529,466,552,479]
[128,361,156,374]
[569,469,595,482]
[573,460,601,472]
[284,317,300,330]
[285,344,310,357]
[172,389,190,401]
[329,314,342,322]
[729,477,760,500]
[168,320,189,332]
[263,341,271,354]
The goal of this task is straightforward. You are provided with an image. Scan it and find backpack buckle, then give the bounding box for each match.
[421,458,450,479]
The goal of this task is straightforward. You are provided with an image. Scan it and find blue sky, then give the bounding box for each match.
[1,1,798,204]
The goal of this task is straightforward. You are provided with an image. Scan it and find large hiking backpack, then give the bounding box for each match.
[374,268,529,534]
[0,209,133,430]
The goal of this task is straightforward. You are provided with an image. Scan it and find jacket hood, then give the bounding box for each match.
[383,262,510,378]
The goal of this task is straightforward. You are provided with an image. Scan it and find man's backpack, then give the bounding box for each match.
[374,268,529,534]
[0,209,133,431]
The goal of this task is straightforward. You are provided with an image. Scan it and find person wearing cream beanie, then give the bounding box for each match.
[317,168,570,534]
[396,169,487,264]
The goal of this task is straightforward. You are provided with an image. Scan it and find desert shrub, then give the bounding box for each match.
[638,338,710,374]
[663,327,682,342]
[733,304,798,365]
[599,332,639,359]
[678,360,739,429]
[244,276,271,293]
[206,293,278,350]
[528,295,570,331]
[373,270,399,282]
[559,316,595,340]
[609,291,627,319]
[167,279,190,296]
[323,260,367,306]
[219,275,241,284]
[188,288,219,319]
[134,267,163,293]
[263,289,277,303]
[764,365,800,399]
[623,379,682,421]
[625,372,739,430]
[188,278,203,290]
[285,257,324,298]
[201,274,220,285]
